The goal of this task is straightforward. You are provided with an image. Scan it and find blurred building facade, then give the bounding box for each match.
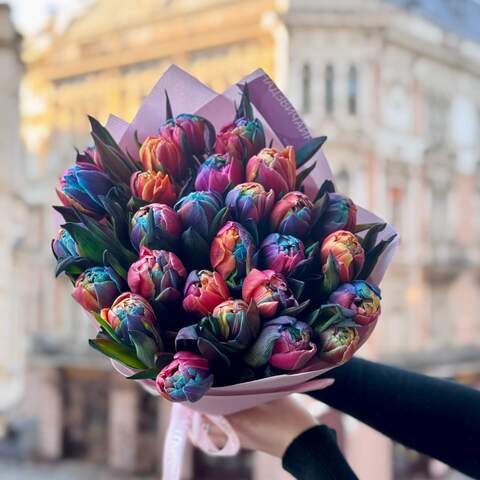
[7,0,480,479]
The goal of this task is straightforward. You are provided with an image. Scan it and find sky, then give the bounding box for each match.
[6,0,89,35]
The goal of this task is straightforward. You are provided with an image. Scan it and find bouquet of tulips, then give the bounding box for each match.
[52,67,396,419]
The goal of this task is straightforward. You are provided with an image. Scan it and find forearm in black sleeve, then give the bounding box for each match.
[282,425,358,480]
[310,357,480,479]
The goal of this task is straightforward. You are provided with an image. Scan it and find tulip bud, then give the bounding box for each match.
[210,221,256,285]
[130,170,177,206]
[130,203,182,251]
[246,146,296,197]
[182,270,230,318]
[269,191,313,239]
[329,281,381,326]
[52,227,79,259]
[225,182,274,224]
[174,190,224,239]
[215,117,265,160]
[312,193,357,241]
[139,135,186,180]
[56,162,114,218]
[160,114,210,156]
[317,326,359,364]
[259,233,305,276]
[242,269,298,318]
[245,316,317,371]
[127,247,187,306]
[100,292,162,348]
[195,153,243,193]
[156,351,214,403]
[72,266,124,314]
[320,231,365,283]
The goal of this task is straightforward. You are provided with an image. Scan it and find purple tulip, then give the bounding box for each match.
[244,316,317,371]
[174,190,224,239]
[259,233,305,276]
[52,227,79,259]
[225,182,274,224]
[194,153,244,193]
[329,281,381,326]
[56,162,113,218]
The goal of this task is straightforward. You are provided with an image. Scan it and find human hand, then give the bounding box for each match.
[209,396,318,458]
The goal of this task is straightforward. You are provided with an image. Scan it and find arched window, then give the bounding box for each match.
[325,64,334,114]
[348,65,358,115]
[301,63,311,113]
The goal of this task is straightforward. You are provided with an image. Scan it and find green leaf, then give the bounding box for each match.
[88,338,147,369]
[242,218,259,246]
[181,227,210,270]
[127,368,160,380]
[287,277,305,299]
[313,180,335,202]
[354,223,379,234]
[280,299,310,317]
[360,223,387,253]
[209,207,230,240]
[52,205,81,223]
[129,330,160,369]
[322,253,340,295]
[295,162,317,190]
[62,223,106,264]
[358,234,397,280]
[236,83,253,120]
[103,251,127,280]
[55,255,93,278]
[165,90,173,121]
[93,313,122,344]
[296,136,327,168]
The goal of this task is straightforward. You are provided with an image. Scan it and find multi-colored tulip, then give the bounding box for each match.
[242,269,298,318]
[259,233,305,276]
[72,266,124,313]
[329,281,381,326]
[130,203,183,251]
[269,191,313,239]
[194,153,243,193]
[100,292,162,348]
[52,227,79,259]
[246,146,296,197]
[317,326,359,364]
[127,247,187,306]
[215,117,265,161]
[130,170,177,206]
[139,135,186,180]
[156,351,213,402]
[312,193,357,241]
[160,114,211,156]
[182,270,230,318]
[174,190,224,239]
[210,221,256,285]
[56,162,114,217]
[245,316,317,371]
[225,182,274,224]
[320,230,365,283]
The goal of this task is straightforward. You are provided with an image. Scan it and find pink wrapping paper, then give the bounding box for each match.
[105,66,398,478]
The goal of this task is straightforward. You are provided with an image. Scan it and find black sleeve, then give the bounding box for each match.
[310,357,480,479]
[282,425,358,480]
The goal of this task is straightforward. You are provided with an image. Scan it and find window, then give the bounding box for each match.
[348,65,358,115]
[301,63,311,113]
[325,64,334,114]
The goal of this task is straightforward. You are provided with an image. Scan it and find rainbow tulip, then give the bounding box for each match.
[52,227,79,259]
[215,117,265,161]
[269,191,313,239]
[246,146,296,197]
[312,193,357,241]
[245,316,317,371]
[174,190,224,239]
[72,266,124,313]
[156,351,213,402]
[242,269,298,318]
[329,281,381,326]
[130,203,182,251]
[127,247,187,306]
[100,292,162,348]
[130,170,177,206]
[259,233,305,276]
[182,270,230,318]
[317,326,359,364]
[321,230,365,283]
[225,182,274,224]
[139,135,186,180]
[210,221,255,285]
[194,153,243,193]
[56,162,114,217]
